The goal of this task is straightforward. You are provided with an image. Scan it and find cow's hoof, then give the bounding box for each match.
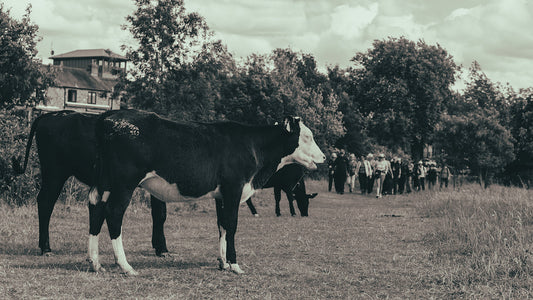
[121,268,139,276]
[253,213,259,218]
[217,258,230,270]
[41,249,52,256]
[229,263,244,274]
[155,249,170,257]
[86,258,106,273]
[291,214,296,217]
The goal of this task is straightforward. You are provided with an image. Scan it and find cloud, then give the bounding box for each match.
[2,0,533,89]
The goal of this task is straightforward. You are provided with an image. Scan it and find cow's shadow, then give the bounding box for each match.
[5,248,213,272]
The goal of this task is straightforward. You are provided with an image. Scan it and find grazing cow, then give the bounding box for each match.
[245,163,318,217]
[11,110,169,257]
[89,109,325,275]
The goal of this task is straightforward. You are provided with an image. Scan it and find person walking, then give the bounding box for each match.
[333,150,349,194]
[374,154,390,198]
[391,157,402,195]
[347,153,358,193]
[367,154,376,194]
[440,163,452,189]
[427,161,438,190]
[357,155,372,194]
[327,152,337,192]
[415,161,426,191]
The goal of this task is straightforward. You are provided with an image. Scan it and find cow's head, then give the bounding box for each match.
[278,117,325,171]
[295,190,318,217]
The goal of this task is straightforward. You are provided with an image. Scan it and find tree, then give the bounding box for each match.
[434,112,514,187]
[0,4,50,108]
[351,37,460,158]
[506,88,533,185]
[217,49,344,152]
[119,0,212,118]
[463,61,509,126]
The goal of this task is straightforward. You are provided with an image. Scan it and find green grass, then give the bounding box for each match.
[1,180,532,299]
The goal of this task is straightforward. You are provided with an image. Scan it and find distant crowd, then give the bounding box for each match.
[327,150,452,198]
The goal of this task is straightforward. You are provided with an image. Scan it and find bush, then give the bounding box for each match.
[0,109,41,206]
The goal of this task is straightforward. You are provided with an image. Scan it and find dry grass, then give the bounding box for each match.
[0,180,532,299]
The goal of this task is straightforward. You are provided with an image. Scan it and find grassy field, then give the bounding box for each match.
[1,180,532,299]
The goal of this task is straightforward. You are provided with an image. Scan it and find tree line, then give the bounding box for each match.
[1,0,532,187]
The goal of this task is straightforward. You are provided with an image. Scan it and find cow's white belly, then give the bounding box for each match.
[139,171,219,202]
[138,171,254,203]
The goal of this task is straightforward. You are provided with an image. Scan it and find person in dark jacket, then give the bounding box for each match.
[333,150,349,194]
[391,157,402,195]
[327,152,337,192]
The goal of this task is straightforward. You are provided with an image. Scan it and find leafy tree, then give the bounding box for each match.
[434,112,514,187]
[327,66,370,155]
[120,0,213,119]
[351,37,460,158]
[506,88,533,185]
[217,49,344,151]
[463,61,509,126]
[0,4,50,108]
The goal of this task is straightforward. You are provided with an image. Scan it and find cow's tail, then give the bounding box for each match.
[11,113,44,175]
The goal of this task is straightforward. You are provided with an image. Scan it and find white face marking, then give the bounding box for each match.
[281,122,325,170]
[111,234,138,276]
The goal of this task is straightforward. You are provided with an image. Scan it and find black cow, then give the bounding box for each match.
[12,110,169,257]
[245,163,317,217]
[89,109,325,275]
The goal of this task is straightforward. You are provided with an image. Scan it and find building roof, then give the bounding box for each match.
[52,66,117,92]
[50,49,127,61]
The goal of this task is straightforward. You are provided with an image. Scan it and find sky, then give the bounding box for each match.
[3,0,533,91]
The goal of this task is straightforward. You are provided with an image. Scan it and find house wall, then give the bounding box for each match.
[38,87,120,114]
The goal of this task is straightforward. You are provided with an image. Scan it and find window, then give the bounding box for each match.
[88,92,97,104]
[67,90,77,103]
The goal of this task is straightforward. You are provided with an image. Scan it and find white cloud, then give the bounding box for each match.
[329,3,378,40]
[2,0,533,89]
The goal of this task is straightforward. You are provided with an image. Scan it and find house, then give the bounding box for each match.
[37,49,127,114]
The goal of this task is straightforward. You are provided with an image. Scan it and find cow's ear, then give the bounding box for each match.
[283,116,300,133]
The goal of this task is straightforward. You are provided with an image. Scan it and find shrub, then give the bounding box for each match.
[0,109,40,206]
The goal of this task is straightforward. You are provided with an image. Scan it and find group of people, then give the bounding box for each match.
[327,150,452,198]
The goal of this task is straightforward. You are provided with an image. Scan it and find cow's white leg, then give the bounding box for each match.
[218,222,244,274]
[87,234,105,272]
[111,234,138,276]
[217,225,229,270]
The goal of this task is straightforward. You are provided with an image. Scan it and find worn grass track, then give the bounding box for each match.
[1,181,532,299]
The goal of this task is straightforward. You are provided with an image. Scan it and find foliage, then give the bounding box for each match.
[216,48,345,152]
[504,88,533,186]
[462,61,510,126]
[119,0,212,119]
[0,4,51,108]
[0,109,39,206]
[350,37,460,158]
[434,112,514,185]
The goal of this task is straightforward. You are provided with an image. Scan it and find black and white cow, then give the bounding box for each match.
[12,110,169,257]
[89,109,325,275]
[245,163,317,217]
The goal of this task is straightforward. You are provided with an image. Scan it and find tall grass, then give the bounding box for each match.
[417,184,533,292]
